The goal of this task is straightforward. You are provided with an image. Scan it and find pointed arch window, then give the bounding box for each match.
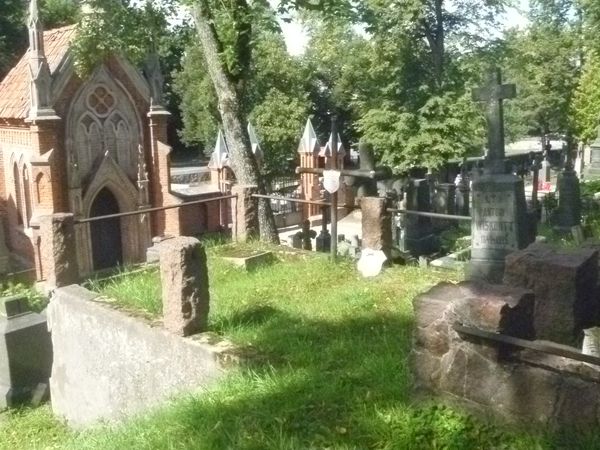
[13,162,22,225]
[22,165,32,227]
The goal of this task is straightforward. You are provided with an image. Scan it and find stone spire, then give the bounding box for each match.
[297,118,320,155]
[247,122,263,168]
[27,0,57,121]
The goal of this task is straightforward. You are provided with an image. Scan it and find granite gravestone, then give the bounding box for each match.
[0,295,52,408]
[468,69,531,283]
[555,145,582,232]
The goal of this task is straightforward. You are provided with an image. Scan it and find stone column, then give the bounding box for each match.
[158,236,210,336]
[148,108,181,238]
[38,213,79,289]
[361,197,392,256]
[231,184,259,241]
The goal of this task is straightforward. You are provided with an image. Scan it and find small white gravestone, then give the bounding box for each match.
[357,249,387,277]
[582,327,600,357]
[323,170,341,194]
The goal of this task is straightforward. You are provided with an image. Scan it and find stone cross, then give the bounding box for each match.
[472,68,516,174]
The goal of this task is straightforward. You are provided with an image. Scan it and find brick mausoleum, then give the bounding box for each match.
[0,0,222,277]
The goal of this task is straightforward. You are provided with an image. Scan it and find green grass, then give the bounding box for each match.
[1,243,598,449]
[85,267,162,318]
[0,281,48,313]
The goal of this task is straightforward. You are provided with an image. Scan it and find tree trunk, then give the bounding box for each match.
[192,1,279,243]
[423,0,445,89]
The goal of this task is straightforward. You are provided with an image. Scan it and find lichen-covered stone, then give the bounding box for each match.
[158,236,209,336]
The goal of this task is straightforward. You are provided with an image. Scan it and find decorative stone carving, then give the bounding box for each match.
[67,66,141,183]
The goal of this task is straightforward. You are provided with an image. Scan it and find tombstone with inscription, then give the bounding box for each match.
[468,69,532,283]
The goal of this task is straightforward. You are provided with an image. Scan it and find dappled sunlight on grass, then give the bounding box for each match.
[2,243,596,448]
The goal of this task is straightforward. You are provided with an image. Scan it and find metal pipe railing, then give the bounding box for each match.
[387,208,472,222]
[454,323,600,367]
[75,194,236,224]
[251,193,332,207]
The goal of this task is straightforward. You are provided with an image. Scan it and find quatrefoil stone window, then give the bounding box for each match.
[87,86,115,117]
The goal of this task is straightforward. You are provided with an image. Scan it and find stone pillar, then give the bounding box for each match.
[231,184,259,241]
[456,179,470,216]
[540,158,552,183]
[158,236,210,336]
[148,108,181,238]
[38,213,79,289]
[400,179,438,256]
[361,197,392,256]
[555,168,582,231]
[432,183,457,231]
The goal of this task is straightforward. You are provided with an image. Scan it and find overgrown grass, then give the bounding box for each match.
[85,267,162,318]
[0,281,48,312]
[1,243,598,449]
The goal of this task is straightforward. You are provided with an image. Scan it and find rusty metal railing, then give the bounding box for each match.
[387,208,472,222]
[74,194,237,224]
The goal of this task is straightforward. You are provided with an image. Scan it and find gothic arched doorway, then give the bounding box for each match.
[90,187,123,270]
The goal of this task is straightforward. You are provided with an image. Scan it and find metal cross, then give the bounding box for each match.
[472,68,516,174]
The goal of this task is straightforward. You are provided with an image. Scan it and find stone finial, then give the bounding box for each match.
[320,132,345,158]
[297,119,320,155]
[247,122,263,168]
[144,47,165,109]
[27,0,57,122]
[208,129,230,170]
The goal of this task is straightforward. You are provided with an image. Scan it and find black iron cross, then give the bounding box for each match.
[472,68,516,174]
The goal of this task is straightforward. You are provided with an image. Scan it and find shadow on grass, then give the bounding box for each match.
[76,303,546,450]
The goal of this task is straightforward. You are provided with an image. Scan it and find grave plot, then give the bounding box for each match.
[413,243,600,429]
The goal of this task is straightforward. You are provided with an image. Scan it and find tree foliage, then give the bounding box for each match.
[0,0,78,78]
[174,25,309,176]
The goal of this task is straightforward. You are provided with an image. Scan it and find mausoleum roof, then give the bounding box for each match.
[0,25,76,119]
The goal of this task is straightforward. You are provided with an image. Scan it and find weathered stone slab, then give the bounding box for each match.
[504,243,599,345]
[48,285,238,427]
[221,251,274,270]
[158,236,210,337]
[413,279,600,429]
[0,295,52,409]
